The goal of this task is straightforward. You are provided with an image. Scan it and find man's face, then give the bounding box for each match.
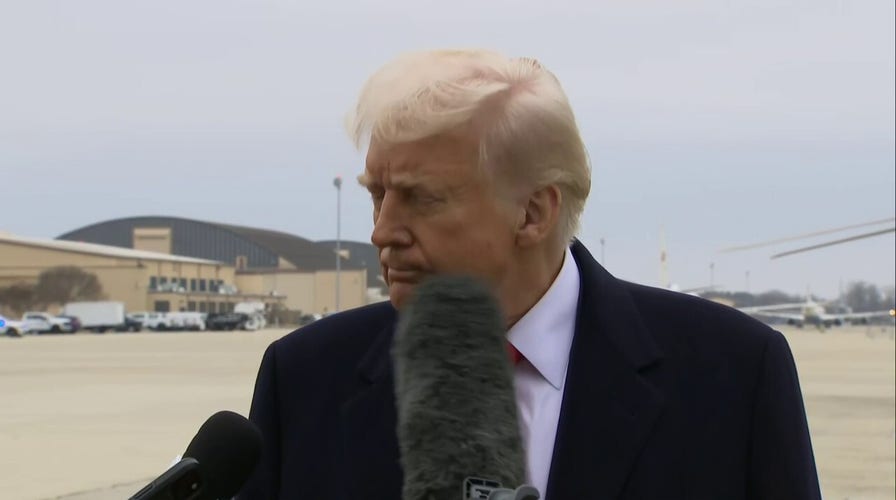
[361,133,520,309]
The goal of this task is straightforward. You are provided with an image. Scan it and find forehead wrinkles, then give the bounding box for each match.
[365,146,432,186]
[364,157,417,189]
[362,133,491,190]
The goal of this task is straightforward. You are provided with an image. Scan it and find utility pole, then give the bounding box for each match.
[334,175,342,313]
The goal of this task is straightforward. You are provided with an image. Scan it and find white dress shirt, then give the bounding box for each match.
[506,247,580,499]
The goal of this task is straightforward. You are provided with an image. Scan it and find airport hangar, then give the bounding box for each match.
[0,216,385,316]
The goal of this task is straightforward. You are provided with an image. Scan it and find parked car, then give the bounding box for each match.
[167,312,206,331]
[56,315,82,333]
[205,312,250,331]
[115,315,143,333]
[234,302,267,331]
[127,312,172,331]
[21,312,76,334]
[1,314,34,337]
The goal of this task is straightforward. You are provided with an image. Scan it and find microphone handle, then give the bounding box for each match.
[129,457,205,500]
[487,486,541,500]
[465,477,540,500]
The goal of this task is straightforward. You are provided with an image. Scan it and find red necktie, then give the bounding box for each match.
[506,342,523,365]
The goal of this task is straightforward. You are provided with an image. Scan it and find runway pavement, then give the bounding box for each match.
[1,325,893,499]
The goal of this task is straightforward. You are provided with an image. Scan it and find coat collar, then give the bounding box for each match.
[545,240,665,499]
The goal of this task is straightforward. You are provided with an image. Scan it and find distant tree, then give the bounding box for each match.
[0,283,37,316]
[695,283,895,312]
[843,281,884,312]
[884,286,895,308]
[754,290,807,306]
[33,266,105,307]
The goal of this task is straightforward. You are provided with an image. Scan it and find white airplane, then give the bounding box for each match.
[738,299,895,329]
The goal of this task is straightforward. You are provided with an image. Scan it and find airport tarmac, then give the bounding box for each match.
[1,325,894,500]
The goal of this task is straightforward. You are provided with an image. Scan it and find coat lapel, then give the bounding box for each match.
[546,241,666,499]
[340,319,404,500]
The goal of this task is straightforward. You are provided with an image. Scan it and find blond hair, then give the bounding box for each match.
[346,49,591,243]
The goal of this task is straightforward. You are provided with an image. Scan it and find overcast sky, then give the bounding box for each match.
[1,0,893,298]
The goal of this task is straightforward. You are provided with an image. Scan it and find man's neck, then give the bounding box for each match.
[502,245,567,329]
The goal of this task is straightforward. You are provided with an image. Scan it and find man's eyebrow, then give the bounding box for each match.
[358,171,426,191]
[356,172,373,187]
[389,176,424,190]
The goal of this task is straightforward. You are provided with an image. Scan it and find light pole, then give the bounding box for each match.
[334,175,342,313]
[745,270,751,307]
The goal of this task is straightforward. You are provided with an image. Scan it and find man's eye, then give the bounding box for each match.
[403,189,439,205]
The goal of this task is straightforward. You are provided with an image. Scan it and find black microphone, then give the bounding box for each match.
[392,275,540,500]
[129,410,262,500]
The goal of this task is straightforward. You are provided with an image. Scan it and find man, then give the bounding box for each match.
[238,49,821,499]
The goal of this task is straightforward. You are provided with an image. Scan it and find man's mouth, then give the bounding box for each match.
[386,268,421,284]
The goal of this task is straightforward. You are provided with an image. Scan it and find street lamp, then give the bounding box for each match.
[334,175,342,313]
[745,270,751,307]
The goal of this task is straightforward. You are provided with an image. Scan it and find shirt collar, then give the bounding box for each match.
[506,247,581,389]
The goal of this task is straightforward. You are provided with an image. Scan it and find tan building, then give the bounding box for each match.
[54,216,375,315]
[0,232,250,314]
[0,225,373,318]
[234,268,367,315]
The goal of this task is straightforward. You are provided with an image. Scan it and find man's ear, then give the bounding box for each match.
[515,185,561,248]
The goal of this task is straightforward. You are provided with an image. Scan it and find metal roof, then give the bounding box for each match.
[0,232,224,265]
[214,223,354,271]
[57,216,361,271]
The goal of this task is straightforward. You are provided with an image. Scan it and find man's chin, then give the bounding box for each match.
[388,281,418,309]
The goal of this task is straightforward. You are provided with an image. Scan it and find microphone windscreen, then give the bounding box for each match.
[182,410,263,500]
[392,275,526,500]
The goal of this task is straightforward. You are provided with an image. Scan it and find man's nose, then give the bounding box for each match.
[371,194,413,249]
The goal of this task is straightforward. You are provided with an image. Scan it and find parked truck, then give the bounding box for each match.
[62,301,141,333]
[21,312,76,334]
[234,301,267,331]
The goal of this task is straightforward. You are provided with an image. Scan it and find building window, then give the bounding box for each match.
[187,301,196,311]
[154,301,170,312]
[159,277,168,285]
[149,276,158,291]
[179,278,187,290]
[190,279,197,292]
[199,302,207,313]
[208,302,217,313]
[210,280,219,293]
[199,279,207,292]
